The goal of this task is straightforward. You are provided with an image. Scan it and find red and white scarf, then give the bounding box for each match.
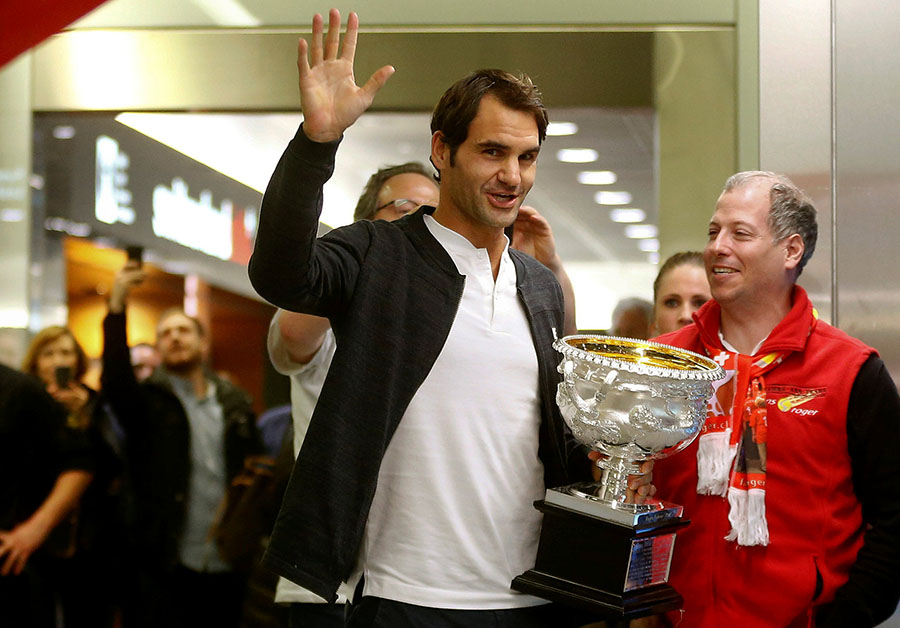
[697,342,788,546]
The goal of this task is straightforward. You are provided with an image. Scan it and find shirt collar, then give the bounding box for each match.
[167,371,216,402]
[718,330,768,356]
[422,214,511,269]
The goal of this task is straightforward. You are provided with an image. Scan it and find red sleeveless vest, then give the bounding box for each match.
[653,286,875,627]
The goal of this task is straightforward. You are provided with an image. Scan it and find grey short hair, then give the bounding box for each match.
[353,162,434,222]
[723,171,818,275]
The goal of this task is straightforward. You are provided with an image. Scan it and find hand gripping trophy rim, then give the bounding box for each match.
[554,334,725,513]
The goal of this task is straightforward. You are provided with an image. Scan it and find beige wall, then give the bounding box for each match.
[655,29,737,261]
[0,56,33,335]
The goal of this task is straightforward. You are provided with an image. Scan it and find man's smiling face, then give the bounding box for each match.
[704,179,798,309]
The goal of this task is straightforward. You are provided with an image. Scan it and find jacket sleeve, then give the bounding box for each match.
[100,311,143,433]
[817,355,900,627]
[248,124,371,317]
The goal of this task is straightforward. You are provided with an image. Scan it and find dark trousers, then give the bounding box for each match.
[0,565,55,628]
[45,552,120,628]
[288,602,345,628]
[171,565,247,628]
[127,563,246,628]
[345,596,592,628]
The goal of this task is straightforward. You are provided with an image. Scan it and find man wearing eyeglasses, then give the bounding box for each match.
[354,162,440,223]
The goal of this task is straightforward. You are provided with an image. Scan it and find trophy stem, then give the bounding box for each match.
[596,456,641,504]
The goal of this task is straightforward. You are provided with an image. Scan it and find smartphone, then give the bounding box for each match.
[55,365,73,388]
[125,245,144,267]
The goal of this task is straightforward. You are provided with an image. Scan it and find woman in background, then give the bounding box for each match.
[22,326,128,628]
[651,251,711,336]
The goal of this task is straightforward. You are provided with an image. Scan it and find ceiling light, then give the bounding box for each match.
[52,125,76,140]
[547,122,578,136]
[556,148,598,163]
[1,209,24,222]
[638,238,660,252]
[594,191,633,205]
[609,208,646,223]
[625,224,658,239]
[577,170,617,185]
[193,0,261,26]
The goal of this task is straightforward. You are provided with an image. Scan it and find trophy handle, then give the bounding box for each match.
[563,361,618,414]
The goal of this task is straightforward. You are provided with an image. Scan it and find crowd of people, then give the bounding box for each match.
[2,268,263,627]
[2,7,900,628]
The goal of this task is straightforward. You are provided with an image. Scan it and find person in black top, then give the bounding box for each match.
[21,325,129,627]
[0,363,93,628]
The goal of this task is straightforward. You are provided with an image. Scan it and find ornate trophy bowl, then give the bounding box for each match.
[512,334,724,619]
[555,334,725,513]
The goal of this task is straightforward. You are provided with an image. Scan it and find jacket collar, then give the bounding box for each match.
[402,205,535,291]
[400,205,462,279]
[693,285,817,356]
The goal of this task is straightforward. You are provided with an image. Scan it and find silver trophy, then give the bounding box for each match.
[553,334,724,514]
[513,334,724,619]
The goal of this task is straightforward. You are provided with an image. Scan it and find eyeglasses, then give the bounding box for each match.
[375,198,419,212]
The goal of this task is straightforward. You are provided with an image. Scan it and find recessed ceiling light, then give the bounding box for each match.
[1,209,24,222]
[594,191,633,205]
[52,125,76,139]
[625,224,658,239]
[547,122,578,136]
[577,170,617,185]
[556,148,598,163]
[638,238,660,252]
[609,208,646,223]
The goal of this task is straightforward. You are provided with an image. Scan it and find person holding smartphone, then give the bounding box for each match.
[0,363,93,628]
[21,326,128,628]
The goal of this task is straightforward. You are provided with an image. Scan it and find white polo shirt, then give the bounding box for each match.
[359,214,547,609]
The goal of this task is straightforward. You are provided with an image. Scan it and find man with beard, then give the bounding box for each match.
[102,263,260,628]
[248,9,650,628]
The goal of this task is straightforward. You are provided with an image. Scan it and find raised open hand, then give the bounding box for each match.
[298,9,394,143]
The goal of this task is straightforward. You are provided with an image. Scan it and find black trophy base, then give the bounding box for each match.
[511,490,688,620]
[512,570,681,620]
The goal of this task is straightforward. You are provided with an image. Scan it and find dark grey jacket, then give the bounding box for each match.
[101,312,260,570]
[249,125,590,602]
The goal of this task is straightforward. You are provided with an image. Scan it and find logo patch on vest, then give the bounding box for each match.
[767,385,826,416]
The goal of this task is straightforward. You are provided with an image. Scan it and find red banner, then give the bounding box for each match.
[1,0,109,68]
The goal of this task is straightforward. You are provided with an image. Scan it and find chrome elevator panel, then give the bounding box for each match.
[834,1,900,380]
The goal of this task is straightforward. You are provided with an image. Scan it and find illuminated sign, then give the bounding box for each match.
[94,135,135,225]
[91,133,256,262]
[152,178,233,260]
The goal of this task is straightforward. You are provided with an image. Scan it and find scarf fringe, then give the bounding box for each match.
[696,429,736,497]
[725,487,769,546]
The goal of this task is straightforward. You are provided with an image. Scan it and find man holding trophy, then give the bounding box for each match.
[249,9,651,628]
[650,172,900,627]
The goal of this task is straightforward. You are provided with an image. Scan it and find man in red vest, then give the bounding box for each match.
[650,171,900,627]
